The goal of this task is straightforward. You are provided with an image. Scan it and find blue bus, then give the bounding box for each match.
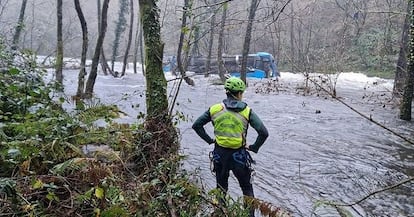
[163,52,279,79]
[224,52,279,79]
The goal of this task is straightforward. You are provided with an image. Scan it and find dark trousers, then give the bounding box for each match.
[213,145,255,217]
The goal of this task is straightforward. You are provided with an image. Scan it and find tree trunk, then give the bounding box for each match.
[101,50,115,76]
[111,0,128,72]
[217,2,228,82]
[12,0,28,50]
[139,0,169,121]
[74,0,88,99]
[97,0,108,76]
[399,1,414,121]
[400,61,414,121]
[133,10,140,74]
[84,0,110,98]
[55,0,64,86]
[0,1,11,19]
[191,25,200,58]
[139,0,178,170]
[175,0,194,85]
[140,24,145,76]
[121,0,134,76]
[394,7,410,98]
[205,0,216,77]
[290,2,295,73]
[240,0,260,83]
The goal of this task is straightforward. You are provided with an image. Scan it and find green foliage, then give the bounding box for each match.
[354,29,383,68]
[0,43,141,215]
[0,178,17,197]
[76,101,120,125]
[171,110,190,126]
[102,206,129,217]
[0,66,50,123]
[50,157,91,175]
[131,155,203,216]
[0,40,291,217]
[0,41,125,176]
[363,69,395,79]
[349,28,398,78]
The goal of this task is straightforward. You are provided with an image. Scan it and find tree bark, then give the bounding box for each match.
[140,24,145,76]
[55,0,64,86]
[290,2,295,73]
[217,2,228,82]
[191,25,200,58]
[240,0,260,83]
[205,0,216,77]
[133,6,140,74]
[139,0,169,121]
[97,0,108,76]
[176,0,189,78]
[399,1,414,121]
[111,0,128,72]
[74,0,88,99]
[394,7,410,98]
[121,0,134,76]
[84,0,110,98]
[399,61,414,121]
[139,0,178,171]
[12,0,28,51]
[175,0,194,85]
[101,50,115,76]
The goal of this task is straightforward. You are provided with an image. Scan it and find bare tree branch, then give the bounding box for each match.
[193,0,235,11]
[266,0,293,27]
[306,75,414,145]
[328,176,414,206]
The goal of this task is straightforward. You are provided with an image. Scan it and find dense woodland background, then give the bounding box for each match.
[0,0,408,76]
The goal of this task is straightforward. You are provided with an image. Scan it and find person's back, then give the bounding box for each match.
[192,77,269,217]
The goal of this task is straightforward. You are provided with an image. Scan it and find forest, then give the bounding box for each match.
[0,0,413,216]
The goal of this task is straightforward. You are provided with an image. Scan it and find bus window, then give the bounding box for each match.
[255,60,264,71]
[247,56,255,68]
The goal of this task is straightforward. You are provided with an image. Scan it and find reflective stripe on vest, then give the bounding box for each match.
[209,103,250,149]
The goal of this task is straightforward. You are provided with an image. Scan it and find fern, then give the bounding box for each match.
[0,126,10,141]
[75,102,121,125]
[247,197,292,217]
[0,178,16,198]
[50,157,93,175]
[63,141,84,156]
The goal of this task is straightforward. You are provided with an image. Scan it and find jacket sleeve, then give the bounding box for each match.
[247,109,269,153]
[192,110,215,144]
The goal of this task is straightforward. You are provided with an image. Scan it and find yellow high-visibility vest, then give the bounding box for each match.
[209,103,250,149]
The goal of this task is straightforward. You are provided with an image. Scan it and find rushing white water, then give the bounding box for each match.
[59,65,413,217]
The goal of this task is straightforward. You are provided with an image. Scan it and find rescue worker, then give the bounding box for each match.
[192,77,269,217]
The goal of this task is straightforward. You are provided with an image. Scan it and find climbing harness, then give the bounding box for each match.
[209,151,220,175]
[209,148,256,182]
[232,149,256,183]
[232,149,255,168]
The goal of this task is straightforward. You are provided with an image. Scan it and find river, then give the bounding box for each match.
[61,68,413,217]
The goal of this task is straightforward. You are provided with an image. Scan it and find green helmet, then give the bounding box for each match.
[224,77,246,92]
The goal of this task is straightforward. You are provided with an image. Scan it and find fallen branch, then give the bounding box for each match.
[306,75,414,145]
[327,176,414,207]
